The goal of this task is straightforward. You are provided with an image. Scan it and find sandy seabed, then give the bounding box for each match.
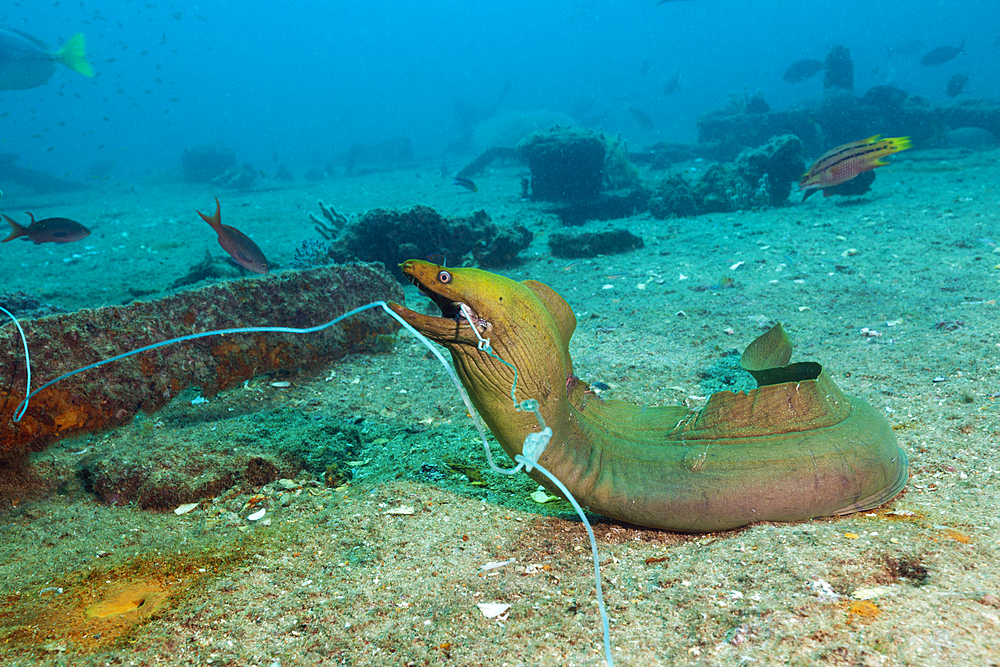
[1,147,999,666]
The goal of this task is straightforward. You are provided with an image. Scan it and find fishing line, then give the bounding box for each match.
[5,298,615,666]
[1,306,31,421]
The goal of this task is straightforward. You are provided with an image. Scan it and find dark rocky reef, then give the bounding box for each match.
[548,227,644,259]
[650,134,804,218]
[699,81,1000,162]
[632,142,703,170]
[549,188,651,226]
[516,127,650,225]
[647,173,698,218]
[295,204,532,275]
[732,134,804,205]
[697,94,820,161]
[517,126,607,201]
[182,145,257,189]
[824,45,854,91]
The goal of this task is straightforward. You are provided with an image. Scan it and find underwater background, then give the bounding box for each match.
[1,0,997,182]
[2,1,1000,666]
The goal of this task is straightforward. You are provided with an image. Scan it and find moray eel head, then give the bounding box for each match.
[388,259,576,458]
[388,259,575,366]
[388,259,497,347]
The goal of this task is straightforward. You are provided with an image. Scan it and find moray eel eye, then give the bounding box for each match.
[437,270,452,284]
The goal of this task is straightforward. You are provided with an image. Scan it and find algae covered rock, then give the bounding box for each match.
[649,135,803,217]
[648,173,697,219]
[733,134,804,205]
[517,126,606,201]
[297,204,532,276]
[548,227,644,258]
[692,163,746,213]
[603,134,642,190]
[0,265,403,462]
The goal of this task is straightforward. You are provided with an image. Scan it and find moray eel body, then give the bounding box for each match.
[388,260,908,532]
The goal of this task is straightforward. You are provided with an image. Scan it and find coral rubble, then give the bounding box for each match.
[649,134,803,218]
[296,204,532,274]
[548,227,644,258]
[517,126,607,201]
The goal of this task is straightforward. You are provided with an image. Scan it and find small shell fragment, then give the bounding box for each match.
[247,508,266,521]
[852,585,895,600]
[477,603,511,619]
[530,489,559,504]
[480,558,516,572]
[174,502,199,515]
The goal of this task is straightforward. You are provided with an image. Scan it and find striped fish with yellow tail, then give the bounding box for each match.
[799,135,911,201]
[388,260,908,532]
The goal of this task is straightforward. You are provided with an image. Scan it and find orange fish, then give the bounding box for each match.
[197,198,269,274]
[799,135,911,201]
[2,212,90,243]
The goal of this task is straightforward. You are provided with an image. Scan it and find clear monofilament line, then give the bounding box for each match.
[515,454,615,667]
[1,306,32,421]
[456,310,614,665]
[12,302,392,420]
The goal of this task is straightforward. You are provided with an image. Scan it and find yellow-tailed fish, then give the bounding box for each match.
[0,29,94,90]
[799,135,911,201]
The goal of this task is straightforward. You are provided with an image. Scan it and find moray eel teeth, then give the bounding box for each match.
[388,259,909,533]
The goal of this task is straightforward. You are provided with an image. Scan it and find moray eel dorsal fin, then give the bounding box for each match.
[741,322,822,387]
[741,321,793,376]
[389,260,909,532]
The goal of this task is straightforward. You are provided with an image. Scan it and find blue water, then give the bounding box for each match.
[1,0,995,182]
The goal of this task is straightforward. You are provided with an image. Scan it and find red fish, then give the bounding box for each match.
[2,212,90,243]
[197,198,269,274]
[799,135,911,201]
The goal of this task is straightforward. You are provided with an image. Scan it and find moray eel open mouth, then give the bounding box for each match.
[387,259,491,343]
[404,271,465,321]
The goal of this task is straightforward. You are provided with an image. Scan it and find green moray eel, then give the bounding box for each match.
[388,260,908,532]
